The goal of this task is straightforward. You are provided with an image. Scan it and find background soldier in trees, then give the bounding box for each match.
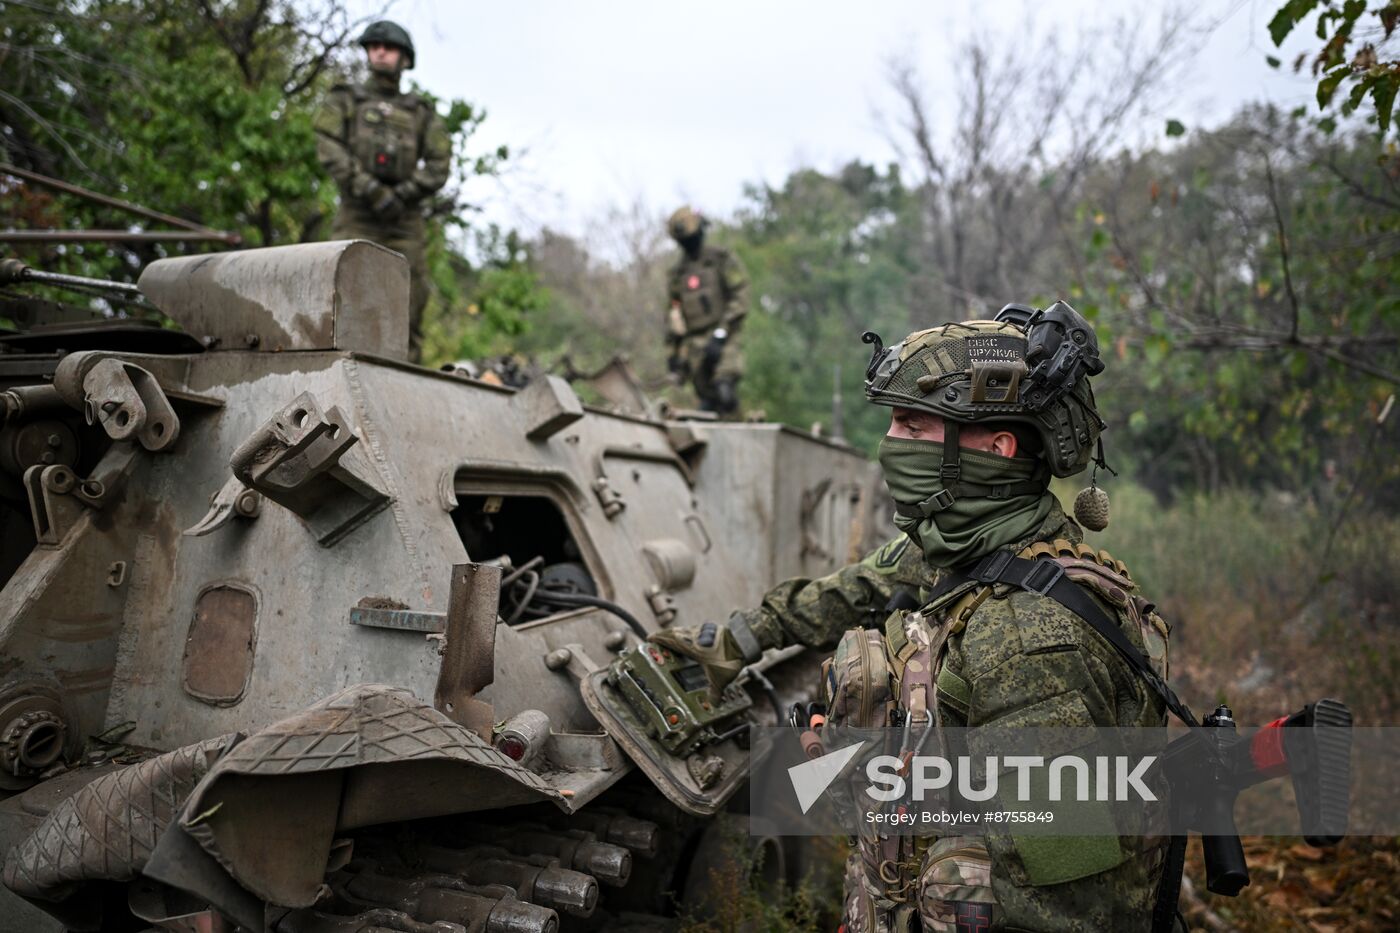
[665,206,750,415]
[314,20,450,362]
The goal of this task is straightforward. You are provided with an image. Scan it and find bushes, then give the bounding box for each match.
[1065,479,1400,723]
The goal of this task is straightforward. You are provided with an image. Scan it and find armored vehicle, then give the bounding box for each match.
[0,242,882,931]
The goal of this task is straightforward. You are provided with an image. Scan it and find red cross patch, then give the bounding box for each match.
[954,902,992,932]
[687,275,701,290]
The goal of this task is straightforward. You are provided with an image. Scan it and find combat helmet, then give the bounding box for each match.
[667,206,705,241]
[358,20,416,69]
[863,301,1107,488]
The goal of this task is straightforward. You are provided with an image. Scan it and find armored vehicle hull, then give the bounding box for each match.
[0,242,882,931]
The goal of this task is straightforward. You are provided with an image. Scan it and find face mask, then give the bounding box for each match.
[877,436,1054,568]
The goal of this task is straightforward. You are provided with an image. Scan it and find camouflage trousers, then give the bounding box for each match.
[670,332,743,415]
[332,206,429,362]
[842,834,995,933]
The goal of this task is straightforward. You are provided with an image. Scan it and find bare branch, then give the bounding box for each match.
[1260,153,1303,342]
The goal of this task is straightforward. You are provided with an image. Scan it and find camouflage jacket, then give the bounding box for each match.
[314,76,451,208]
[666,244,749,339]
[738,501,1174,931]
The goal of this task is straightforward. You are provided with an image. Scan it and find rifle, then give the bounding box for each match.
[1151,698,1352,931]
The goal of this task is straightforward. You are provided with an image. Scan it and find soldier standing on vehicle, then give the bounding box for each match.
[654,304,1183,931]
[315,20,450,362]
[664,206,750,416]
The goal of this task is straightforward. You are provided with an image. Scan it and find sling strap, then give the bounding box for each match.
[953,550,1198,729]
[942,548,1197,933]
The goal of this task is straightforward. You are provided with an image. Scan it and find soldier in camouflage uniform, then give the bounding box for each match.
[654,304,1178,931]
[664,206,750,415]
[314,20,451,362]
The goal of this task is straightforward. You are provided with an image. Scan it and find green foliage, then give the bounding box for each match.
[421,226,549,365]
[1270,0,1400,135]
[733,161,919,453]
[1,0,541,351]
[1086,478,1400,721]
[1064,109,1400,496]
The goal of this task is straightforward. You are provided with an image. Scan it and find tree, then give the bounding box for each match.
[1,0,540,356]
[1269,0,1400,136]
[734,162,919,451]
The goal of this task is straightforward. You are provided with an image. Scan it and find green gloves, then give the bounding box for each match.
[648,615,763,700]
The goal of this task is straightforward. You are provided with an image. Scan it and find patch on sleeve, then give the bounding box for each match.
[868,536,910,574]
[953,902,993,932]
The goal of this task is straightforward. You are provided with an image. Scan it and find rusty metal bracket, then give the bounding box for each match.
[183,475,262,537]
[76,358,180,451]
[25,470,84,546]
[349,607,445,633]
[23,442,140,545]
[435,563,502,739]
[229,392,391,546]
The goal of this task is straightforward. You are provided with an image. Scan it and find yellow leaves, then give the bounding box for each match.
[1289,843,1326,861]
[466,303,480,316]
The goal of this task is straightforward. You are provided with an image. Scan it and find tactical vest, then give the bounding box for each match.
[670,248,731,335]
[347,85,427,186]
[823,541,1171,933]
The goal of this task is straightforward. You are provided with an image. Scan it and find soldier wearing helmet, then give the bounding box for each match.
[654,303,1178,930]
[314,20,450,362]
[664,206,750,415]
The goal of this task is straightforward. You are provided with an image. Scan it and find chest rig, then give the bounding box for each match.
[834,540,1172,930]
[672,252,727,334]
[349,87,424,185]
[889,539,1171,728]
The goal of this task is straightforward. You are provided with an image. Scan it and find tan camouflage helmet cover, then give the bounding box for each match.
[667,206,705,241]
[862,303,1107,477]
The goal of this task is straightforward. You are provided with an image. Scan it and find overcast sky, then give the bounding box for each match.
[357,0,1321,244]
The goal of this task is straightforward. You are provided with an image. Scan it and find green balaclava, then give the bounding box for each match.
[861,310,1109,566]
[878,436,1054,568]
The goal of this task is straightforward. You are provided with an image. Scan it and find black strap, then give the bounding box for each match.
[941,421,962,486]
[958,551,1199,728]
[894,478,1049,518]
[1151,835,1189,933]
[951,549,1198,933]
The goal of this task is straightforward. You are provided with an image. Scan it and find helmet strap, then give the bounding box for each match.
[940,421,963,486]
[1091,437,1117,481]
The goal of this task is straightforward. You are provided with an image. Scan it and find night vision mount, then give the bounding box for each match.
[993,301,1105,412]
